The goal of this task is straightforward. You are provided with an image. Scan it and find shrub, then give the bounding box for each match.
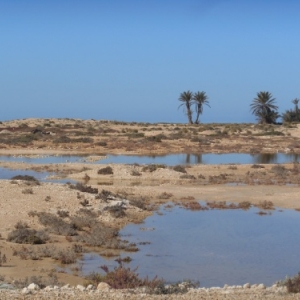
[22,188,34,194]
[129,199,148,210]
[86,262,164,290]
[279,273,300,293]
[96,141,107,147]
[57,210,69,218]
[77,223,118,247]
[173,165,187,173]
[7,228,49,244]
[251,164,265,169]
[131,170,141,176]
[106,205,126,218]
[256,201,274,210]
[11,175,40,185]
[158,192,173,199]
[54,249,77,264]
[53,136,71,143]
[0,251,7,266]
[141,164,166,173]
[69,183,98,194]
[37,212,77,236]
[98,166,113,175]
[180,174,196,179]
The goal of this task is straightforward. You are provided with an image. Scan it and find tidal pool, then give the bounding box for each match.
[81,204,300,287]
[0,153,300,165]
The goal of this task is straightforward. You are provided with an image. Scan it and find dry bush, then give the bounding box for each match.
[141,164,166,172]
[77,223,118,247]
[271,165,288,176]
[12,273,60,289]
[158,192,173,199]
[180,174,196,179]
[69,182,98,194]
[54,249,77,264]
[206,201,228,209]
[57,210,69,218]
[238,201,252,210]
[22,188,34,194]
[8,228,49,245]
[131,170,141,176]
[182,201,207,211]
[70,215,97,230]
[129,199,148,210]
[98,166,114,175]
[96,189,117,201]
[106,205,126,218]
[0,251,7,266]
[37,212,77,236]
[11,175,40,185]
[86,262,164,290]
[228,165,238,170]
[256,200,275,210]
[172,165,187,173]
[279,273,300,293]
[251,164,265,169]
[14,221,29,229]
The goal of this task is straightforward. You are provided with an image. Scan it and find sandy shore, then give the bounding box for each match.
[0,119,300,298]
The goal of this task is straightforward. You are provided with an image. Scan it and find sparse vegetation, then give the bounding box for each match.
[98,166,114,175]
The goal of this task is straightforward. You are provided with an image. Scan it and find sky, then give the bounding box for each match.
[1,0,300,123]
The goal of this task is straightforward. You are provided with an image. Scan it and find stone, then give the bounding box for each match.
[243,283,251,289]
[257,284,266,289]
[86,284,94,290]
[97,282,111,290]
[61,284,71,290]
[22,287,31,295]
[27,283,40,290]
[76,284,86,291]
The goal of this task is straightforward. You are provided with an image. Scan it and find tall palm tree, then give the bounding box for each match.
[193,91,210,124]
[250,91,278,124]
[178,91,193,124]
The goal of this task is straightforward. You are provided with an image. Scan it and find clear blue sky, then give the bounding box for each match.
[1,0,300,123]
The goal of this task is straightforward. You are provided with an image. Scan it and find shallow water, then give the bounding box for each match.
[0,168,74,184]
[0,153,300,165]
[81,204,300,287]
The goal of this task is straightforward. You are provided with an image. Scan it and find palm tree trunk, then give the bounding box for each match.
[186,103,193,124]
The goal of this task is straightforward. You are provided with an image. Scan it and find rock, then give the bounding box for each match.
[22,287,31,295]
[76,285,86,291]
[97,282,111,290]
[61,284,71,290]
[86,284,94,290]
[243,283,251,289]
[257,284,266,289]
[27,283,40,290]
[223,284,229,289]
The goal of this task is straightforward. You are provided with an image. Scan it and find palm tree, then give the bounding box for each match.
[193,91,210,124]
[250,91,278,124]
[178,91,193,124]
[292,98,299,114]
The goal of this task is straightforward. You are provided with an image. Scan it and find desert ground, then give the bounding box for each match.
[0,118,300,299]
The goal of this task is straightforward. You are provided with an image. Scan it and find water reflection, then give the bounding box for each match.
[80,204,300,287]
[0,168,75,184]
[0,153,300,166]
